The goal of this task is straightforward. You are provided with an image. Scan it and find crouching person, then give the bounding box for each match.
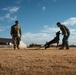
[56,22,70,50]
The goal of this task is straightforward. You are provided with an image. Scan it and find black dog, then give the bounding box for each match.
[44,31,61,49]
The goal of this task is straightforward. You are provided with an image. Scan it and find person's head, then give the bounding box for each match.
[15,20,19,25]
[56,22,61,27]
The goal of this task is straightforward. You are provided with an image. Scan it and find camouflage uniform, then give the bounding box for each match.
[10,23,22,49]
[60,24,70,49]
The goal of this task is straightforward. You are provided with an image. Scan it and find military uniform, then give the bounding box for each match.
[60,24,70,49]
[10,24,22,49]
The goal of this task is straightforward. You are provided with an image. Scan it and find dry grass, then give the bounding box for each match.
[0,47,76,75]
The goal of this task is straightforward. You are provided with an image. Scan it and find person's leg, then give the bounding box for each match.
[65,36,69,49]
[63,35,69,49]
[17,36,20,49]
[12,37,16,49]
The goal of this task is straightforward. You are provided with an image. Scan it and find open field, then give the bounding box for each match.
[0,47,76,75]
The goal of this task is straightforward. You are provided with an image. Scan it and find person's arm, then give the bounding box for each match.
[10,26,13,36]
[60,25,67,35]
[19,27,22,39]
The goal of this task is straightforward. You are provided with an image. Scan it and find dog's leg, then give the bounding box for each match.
[56,42,59,48]
[45,44,50,49]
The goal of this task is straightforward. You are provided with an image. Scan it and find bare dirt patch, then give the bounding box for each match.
[0,47,76,75]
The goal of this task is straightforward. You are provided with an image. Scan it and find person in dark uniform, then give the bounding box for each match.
[10,20,22,49]
[56,22,70,49]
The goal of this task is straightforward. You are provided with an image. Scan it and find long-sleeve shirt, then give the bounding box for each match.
[60,24,70,36]
[10,24,22,37]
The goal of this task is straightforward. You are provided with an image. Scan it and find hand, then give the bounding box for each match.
[20,37,21,41]
[65,34,68,36]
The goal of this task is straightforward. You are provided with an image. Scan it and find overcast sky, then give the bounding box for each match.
[0,0,76,45]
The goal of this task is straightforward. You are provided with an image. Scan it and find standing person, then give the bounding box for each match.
[56,22,70,49]
[10,20,22,49]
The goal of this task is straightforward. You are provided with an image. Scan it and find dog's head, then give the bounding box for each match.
[56,31,61,36]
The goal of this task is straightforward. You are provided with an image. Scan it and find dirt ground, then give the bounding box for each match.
[0,47,76,75]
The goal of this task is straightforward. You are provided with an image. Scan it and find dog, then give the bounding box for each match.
[44,31,61,49]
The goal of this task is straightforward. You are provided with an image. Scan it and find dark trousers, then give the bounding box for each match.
[62,35,69,49]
